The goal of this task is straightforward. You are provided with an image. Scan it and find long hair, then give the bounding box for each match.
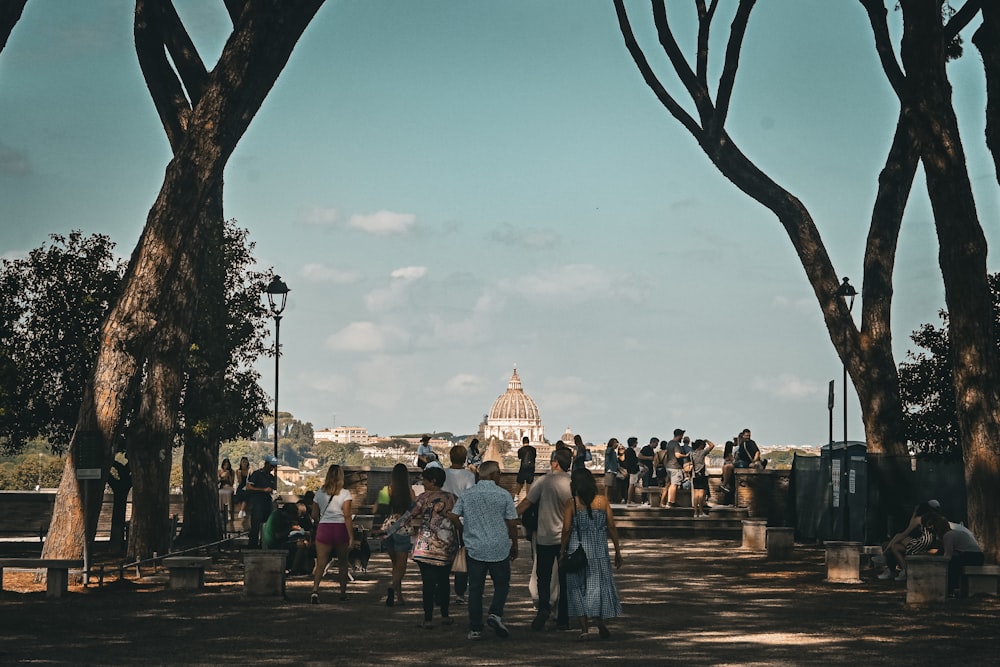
[221,458,232,471]
[571,468,597,517]
[322,464,345,496]
[388,463,411,513]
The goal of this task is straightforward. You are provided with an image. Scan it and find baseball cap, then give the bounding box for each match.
[927,499,941,510]
[673,428,685,436]
[264,455,279,465]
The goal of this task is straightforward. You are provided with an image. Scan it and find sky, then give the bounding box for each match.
[1,1,997,448]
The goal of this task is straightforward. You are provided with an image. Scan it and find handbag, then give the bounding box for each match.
[560,498,588,574]
[452,545,468,573]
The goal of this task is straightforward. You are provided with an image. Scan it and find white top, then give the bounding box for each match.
[442,467,476,496]
[315,488,353,525]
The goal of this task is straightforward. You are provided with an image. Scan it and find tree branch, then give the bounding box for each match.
[135,0,190,151]
[652,1,713,126]
[0,0,27,54]
[710,0,756,139]
[614,0,703,138]
[860,0,907,99]
[944,0,983,43]
[695,1,711,89]
[223,0,243,26]
[155,0,209,106]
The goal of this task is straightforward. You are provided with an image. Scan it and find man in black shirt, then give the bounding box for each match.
[514,436,537,500]
[246,455,278,548]
[624,437,640,505]
[735,429,761,469]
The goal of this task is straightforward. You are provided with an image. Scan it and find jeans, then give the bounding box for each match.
[466,555,511,631]
[248,500,271,549]
[417,561,452,621]
[535,543,568,626]
[454,572,468,597]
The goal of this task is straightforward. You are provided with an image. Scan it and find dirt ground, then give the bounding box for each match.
[1,538,998,666]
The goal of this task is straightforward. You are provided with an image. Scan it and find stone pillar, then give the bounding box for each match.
[742,519,767,551]
[824,541,862,583]
[243,550,286,598]
[766,527,795,560]
[906,554,949,605]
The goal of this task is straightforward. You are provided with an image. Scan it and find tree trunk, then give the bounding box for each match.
[901,0,1000,563]
[41,0,324,563]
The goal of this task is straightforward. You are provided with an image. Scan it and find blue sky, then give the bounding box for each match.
[1,2,997,447]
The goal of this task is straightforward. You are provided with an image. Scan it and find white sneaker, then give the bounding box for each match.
[487,613,509,638]
[895,569,907,581]
[877,568,895,580]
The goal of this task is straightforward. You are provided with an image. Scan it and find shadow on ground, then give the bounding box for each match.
[1,539,997,665]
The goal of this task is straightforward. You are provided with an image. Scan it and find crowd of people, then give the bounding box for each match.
[600,428,759,510]
[220,428,986,635]
[372,437,623,641]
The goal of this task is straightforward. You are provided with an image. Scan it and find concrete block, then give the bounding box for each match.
[742,520,767,551]
[824,541,862,583]
[766,527,795,560]
[243,549,286,598]
[906,554,949,605]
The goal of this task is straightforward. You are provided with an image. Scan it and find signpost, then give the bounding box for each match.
[75,432,104,585]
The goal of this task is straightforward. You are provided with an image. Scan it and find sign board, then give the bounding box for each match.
[828,380,835,410]
[75,431,103,480]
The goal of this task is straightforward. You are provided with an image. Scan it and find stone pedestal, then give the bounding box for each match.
[906,555,949,605]
[766,527,795,560]
[742,520,767,551]
[824,541,862,583]
[243,550,286,598]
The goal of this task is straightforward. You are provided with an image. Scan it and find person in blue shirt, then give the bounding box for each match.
[449,461,519,641]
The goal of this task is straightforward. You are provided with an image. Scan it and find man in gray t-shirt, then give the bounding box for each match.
[517,447,573,631]
[660,428,686,508]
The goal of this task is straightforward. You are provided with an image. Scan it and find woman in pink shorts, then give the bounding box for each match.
[311,465,355,603]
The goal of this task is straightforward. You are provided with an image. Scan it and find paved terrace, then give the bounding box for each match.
[1,537,997,665]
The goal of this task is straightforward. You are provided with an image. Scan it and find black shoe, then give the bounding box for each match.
[531,609,550,631]
[386,587,395,607]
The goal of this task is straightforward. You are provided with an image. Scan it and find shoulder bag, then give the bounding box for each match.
[560,498,588,574]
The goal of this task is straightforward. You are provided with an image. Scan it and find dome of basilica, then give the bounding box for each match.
[484,368,545,444]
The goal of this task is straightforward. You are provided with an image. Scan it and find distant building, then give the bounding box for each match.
[314,426,370,445]
[483,368,545,445]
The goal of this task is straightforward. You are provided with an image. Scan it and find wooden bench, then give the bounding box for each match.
[0,558,85,598]
[161,556,213,590]
[961,565,1000,598]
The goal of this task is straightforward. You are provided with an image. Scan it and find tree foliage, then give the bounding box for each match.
[0,232,124,454]
[900,274,1000,459]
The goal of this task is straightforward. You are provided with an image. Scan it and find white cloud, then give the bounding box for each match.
[301,206,338,225]
[348,210,416,235]
[326,321,408,352]
[365,266,427,311]
[300,263,361,284]
[751,374,822,400]
[444,373,484,394]
[500,264,643,304]
[391,266,427,281]
[490,222,559,249]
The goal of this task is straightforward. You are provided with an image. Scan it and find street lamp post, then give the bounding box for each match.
[264,275,290,461]
[835,276,857,445]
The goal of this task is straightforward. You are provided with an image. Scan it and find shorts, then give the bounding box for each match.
[383,532,412,553]
[315,522,350,547]
[692,474,709,490]
[604,472,618,489]
[668,469,685,486]
[516,470,535,484]
[629,472,640,486]
[734,460,749,469]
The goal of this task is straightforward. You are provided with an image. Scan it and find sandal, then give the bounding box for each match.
[577,632,594,641]
[310,592,319,605]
